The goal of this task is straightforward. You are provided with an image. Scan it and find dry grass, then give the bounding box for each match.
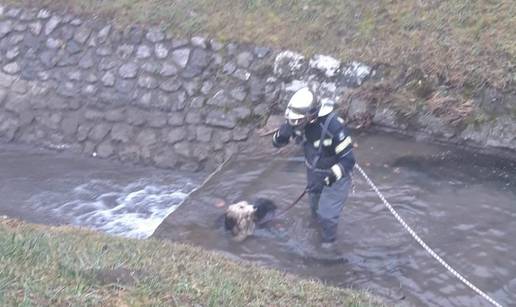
[4,0,515,91]
[0,218,383,306]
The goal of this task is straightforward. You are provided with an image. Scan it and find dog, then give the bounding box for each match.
[224,198,277,242]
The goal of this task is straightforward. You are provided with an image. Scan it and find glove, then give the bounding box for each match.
[272,123,293,147]
[324,164,344,186]
[324,172,337,186]
[277,123,293,139]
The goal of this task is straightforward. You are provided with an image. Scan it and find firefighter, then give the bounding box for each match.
[273,87,355,248]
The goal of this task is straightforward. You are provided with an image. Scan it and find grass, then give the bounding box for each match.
[0,218,383,306]
[3,0,515,91]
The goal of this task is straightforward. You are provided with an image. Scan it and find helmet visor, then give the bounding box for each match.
[288,117,307,127]
[285,108,306,127]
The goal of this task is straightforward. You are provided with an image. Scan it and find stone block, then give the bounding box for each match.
[28,22,42,36]
[147,112,168,128]
[233,69,251,81]
[118,62,138,79]
[165,128,186,144]
[97,25,111,43]
[237,51,254,68]
[230,86,248,102]
[168,113,184,126]
[210,39,224,51]
[232,106,252,120]
[192,143,211,162]
[46,37,63,49]
[190,97,205,108]
[173,141,190,157]
[0,89,6,106]
[78,50,96,69]
[126,108,147,126]
[232,127,250,141]
[36,112,62,130]
[88,123,111,141]
[171,48,190,68]
[3,62,20,75]
[254,46,270,59]
[5,94,30,114]
[223,62,236,75]
[44,15,61,35]
[0,72,16,87]
[58,25,75,41]
[6,47,20,60]
[81,84,98,97]
[61,114,79,136]
[136,45,151,59]
[152,148,178,168]
[37,9,51,19]
[138,75,159,89]
[96,141,115,158]
[74,24,92,44]
[66,40,82,54]
[5,8,21,18]
[185,112,202,124]
[154,43,168,59]
[142,61,161,74]
[183,79,200,96]
[207,90,232,107]
[0,20,13,38]
[99,58,118,70]
[191,36,207,48]
[116,44,134,59]
[206,110,237,129]
[115,79,135,94]
[196,126,213,142]
[56,81,78,97]
[273,50,307,78]
[111,123,133,143]
[160,79,181,92]
[136,129,158,147]
[182,49,211,79]
[145,27,165,43]
[96,46,113,57]
[77,124,92,142]
[160,63,178,77]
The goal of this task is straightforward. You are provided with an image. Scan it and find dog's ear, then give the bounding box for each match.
[254,198,277,210]
[224,214,236,231]
[253,198,277,220]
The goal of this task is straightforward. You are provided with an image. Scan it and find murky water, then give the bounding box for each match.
[1,131,515,306]
[0,144,199,239]
[154,131,516,306]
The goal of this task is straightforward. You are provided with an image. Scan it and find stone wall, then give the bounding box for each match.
[0,5,374,171]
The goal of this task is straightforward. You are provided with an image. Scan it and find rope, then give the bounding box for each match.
[257,189,307,225]
[354,163,502,307]
[150,155,234,237]
[179,155,235,205]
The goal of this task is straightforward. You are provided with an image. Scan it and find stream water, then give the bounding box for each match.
[0,144,199,239]
[154,131,516,306]
[1,131,515,306]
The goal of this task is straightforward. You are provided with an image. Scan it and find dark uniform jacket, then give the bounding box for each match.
[273,112,355,193]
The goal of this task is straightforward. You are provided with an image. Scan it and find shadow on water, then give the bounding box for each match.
[154,132,516,306]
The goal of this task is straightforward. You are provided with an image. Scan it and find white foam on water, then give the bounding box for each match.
[30,178,194,239]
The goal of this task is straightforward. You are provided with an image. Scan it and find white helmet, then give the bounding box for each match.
[285,87,333,126]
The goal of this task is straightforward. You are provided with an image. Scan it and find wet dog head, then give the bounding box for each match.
[224,198,277,242]
[224,201,256,242]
